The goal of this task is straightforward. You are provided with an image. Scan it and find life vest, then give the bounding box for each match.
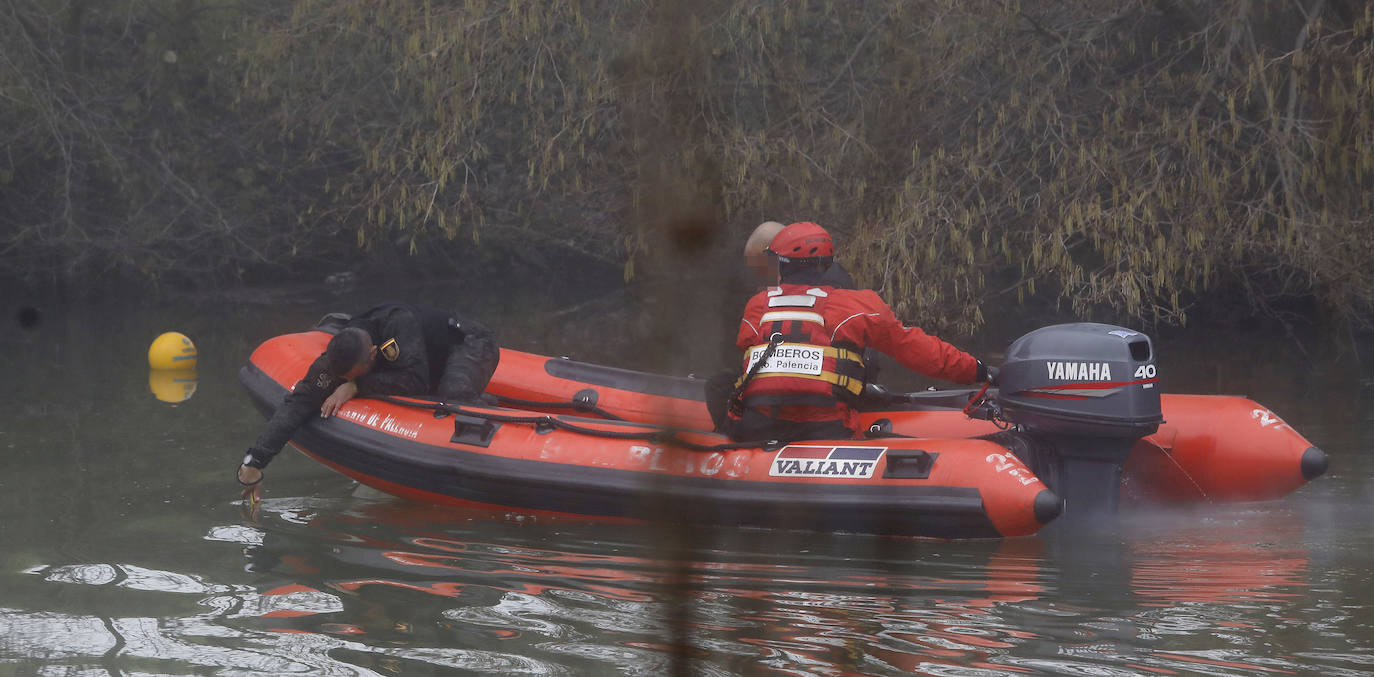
[736,286,866,416]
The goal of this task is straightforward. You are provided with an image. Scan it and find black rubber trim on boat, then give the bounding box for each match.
[298,421,1000,539]
[493,391,626,421]
[373,393,781,453]
[853,387,989,413]
[542,355,991,415]
[238,363,1006,538]
[1033,489,1064,524]
[314,313,351,333]
[1301,446,1328,480]
[864,418,917,439]
[544,357,708,401]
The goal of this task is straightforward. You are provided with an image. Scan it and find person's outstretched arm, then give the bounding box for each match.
[238,353,337,498]
[839,291,980,384]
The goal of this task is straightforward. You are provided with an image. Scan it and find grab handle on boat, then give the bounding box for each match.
[882,449,936,479]
[451,413,500,447]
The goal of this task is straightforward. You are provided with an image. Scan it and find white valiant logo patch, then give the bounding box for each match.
[1046,361,1112,381]
[769,445,886,479]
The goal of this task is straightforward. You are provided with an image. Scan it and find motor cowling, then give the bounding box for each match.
[993,323,1164,518]
[997,322,1162,438]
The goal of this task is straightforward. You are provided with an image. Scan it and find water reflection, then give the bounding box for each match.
[1131,533,1307,605]
[147,368,198,403]
[18,488,1358,676]
[300,499,1055,676]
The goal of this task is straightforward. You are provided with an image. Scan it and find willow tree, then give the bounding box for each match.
[619,0,1374,333]
[238,0,633,271]
[0,0,290,287]
[844,0,1374,333]
[238,0,1372,331]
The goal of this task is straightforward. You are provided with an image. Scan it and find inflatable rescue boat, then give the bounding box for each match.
[239,320,1326,539]
[487,324,1328,509]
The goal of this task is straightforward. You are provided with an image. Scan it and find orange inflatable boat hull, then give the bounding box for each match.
[484,348,1326,508]
[240,331,1062,539]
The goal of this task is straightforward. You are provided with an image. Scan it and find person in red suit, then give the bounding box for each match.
[720,222,996,442]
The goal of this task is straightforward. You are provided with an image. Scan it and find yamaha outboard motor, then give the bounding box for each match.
[992,323,1163,517]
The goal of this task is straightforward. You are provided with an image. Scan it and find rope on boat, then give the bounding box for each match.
[374,377,1005,453]
[491,394,626,421]
[374,395,784,452]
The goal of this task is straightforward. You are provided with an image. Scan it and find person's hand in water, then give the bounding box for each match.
[237,464,263,505]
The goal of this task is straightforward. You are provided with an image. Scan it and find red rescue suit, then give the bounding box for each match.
[732,284,980,434]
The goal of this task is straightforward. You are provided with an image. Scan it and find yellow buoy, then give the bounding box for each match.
[148,368,198,403]
[148,331,198,370]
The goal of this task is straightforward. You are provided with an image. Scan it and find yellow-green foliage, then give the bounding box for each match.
[6,1,1369,331]
[239,0,1374,330]
[845,0,1374,333]
[239,0,625,261]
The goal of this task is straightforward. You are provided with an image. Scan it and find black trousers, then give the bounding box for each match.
[435,332,500,403]
[728,409,854,443]
[705,370,854,442]
[705,370,736,433]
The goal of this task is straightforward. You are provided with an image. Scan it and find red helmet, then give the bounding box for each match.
[767,222,834,260]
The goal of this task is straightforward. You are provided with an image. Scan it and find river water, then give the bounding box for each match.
[1,282,1371,676]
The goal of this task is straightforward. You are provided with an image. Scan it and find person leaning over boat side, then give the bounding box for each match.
[720,221,997,442]
[235,303,499,499]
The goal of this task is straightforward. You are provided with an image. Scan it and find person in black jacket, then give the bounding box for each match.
[236,303,499,499]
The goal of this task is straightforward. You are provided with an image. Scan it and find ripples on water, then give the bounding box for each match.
[7,485,1372,676]
[2,296,1371,675]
